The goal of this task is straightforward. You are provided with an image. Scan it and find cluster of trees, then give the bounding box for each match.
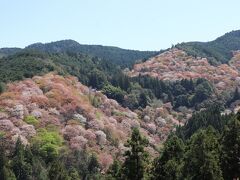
[0,128,102,180]
[152,109,240,180]
[130,75,214,109]
[107,106,240,180]
[102,74,214,110]
[226,87,240,106]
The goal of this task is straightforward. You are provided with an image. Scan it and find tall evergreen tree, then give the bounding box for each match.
[0,146,16,180]
[12,138,32,180]
[152,135,185,180]
[233,87,240,101]
[108,160,122,179]
[48,160,70,180]
[122,128,149,180]
[139,92,148,108]
[87,154,100,178]
[221,114,240,180]
[182,127,223,180]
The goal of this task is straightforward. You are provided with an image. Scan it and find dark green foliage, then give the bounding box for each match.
[48,161,70,180]
[111,74,131,91]
[31,157,49,180]
[0,82,6,94]
[182,127,223,180]
[152,106,239,180]
[68,168,81,180]
[226,87,240,106]
[87,154,100,175]
[191,79,213,105]
[108,160,122,179]
[233,87,240,101]
[0,50,119,85]
[139,91,150,108]
[0,146,16,180]
[0,50,56,82]
[152,135,185,180]
[176,30,240,64]
[88,68,108,89]
[107,75,213,110]
[122,128,149,180]
[0,137,103,180]
[130,76,213,109]
[102,84,126,104]
[0,48,21,58]
[221,113,240,180]
[26,40,158,68]
[109,74,213,110]
[176,104,230,139]
[12,138,32,180]
[62,150,101,179]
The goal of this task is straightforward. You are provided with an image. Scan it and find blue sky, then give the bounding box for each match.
[1,0,240,50]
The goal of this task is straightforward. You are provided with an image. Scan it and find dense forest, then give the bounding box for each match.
[0,50,120,85]
[176,30,240,65]
[0,48,21,58]
[0,105,239,179]
[0,50,215,111]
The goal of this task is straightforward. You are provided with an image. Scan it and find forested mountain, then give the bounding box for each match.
[2,30,240,67]
[0,49,120,84]
[0,30,240,179]
[176,30,240,64]
[26,40,158,67]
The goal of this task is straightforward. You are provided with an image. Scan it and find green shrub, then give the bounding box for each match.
[95,111,102,120]
[24,115,39,127]
[0,131,5,139]
[102,84,126,103]
[89,95,101,108]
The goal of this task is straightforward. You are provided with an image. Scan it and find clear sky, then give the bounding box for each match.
[1,0,240,50]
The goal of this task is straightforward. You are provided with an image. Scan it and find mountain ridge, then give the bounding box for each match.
[0,39,158,68]
[1,30,240,66]
[176,30,240,64]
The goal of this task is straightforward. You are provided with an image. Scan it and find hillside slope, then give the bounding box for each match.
[0,73,182,168]
[0,50,119,85]
[128,48,240,92]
